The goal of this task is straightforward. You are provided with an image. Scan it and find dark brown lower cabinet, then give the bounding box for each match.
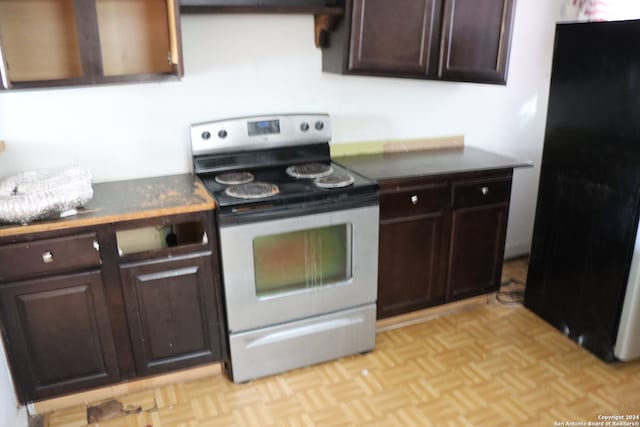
[446,175,512,300]
[376,170,513,319]
[447,204,508,300]
[378,214,448,318]
[0,271,120,401]
[377,180,450,318]
[0,209,225,403]
[120,253,222,376]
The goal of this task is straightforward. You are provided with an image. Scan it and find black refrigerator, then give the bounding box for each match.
[525,19,640,362]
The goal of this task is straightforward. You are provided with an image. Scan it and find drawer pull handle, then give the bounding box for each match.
[410,195,419,205]
[93,240,100,252]
[481,186,489,195]
[42,251,53,264]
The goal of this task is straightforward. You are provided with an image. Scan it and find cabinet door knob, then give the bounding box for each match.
[42,251,53,264]
[410,195,419,205]
[481,186,489,195]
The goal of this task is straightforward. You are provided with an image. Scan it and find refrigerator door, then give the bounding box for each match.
[615,217,640,361]
[524,20,640,362]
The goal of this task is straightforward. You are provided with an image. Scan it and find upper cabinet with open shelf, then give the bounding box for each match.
[0,0,183,90]
[179,0,345,47]
[179,0,343,14]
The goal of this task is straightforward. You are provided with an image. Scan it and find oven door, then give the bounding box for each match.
[219,204,379,333]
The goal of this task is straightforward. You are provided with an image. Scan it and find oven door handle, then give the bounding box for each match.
[219,192,379,226]
[245,316,366,349]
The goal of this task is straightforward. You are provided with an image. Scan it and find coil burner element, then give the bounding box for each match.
[286,163,333,179]
[215,172,254,185]
[224,182,280,199]
[314,174,355,189]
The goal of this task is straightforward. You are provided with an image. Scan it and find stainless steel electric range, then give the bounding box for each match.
[191,113,379,383]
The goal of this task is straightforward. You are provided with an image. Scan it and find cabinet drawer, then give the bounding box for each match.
[453,179,511,209]
[380,184,450,220]
[0,233,101,282]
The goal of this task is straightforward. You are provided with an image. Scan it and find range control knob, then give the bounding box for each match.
[201,131,211,140]
[218,129,228,139]
[300,122,310,132]
[315,121,325,131]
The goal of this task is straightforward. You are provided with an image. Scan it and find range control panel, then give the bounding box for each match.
[190,114,331,156]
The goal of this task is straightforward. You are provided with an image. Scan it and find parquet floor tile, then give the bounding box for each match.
[41,258,640,426]
[118,389,157,412]
[43,404,87,427]
[462,405,512,427]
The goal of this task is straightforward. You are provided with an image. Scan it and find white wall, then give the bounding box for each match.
[0,339,25,427]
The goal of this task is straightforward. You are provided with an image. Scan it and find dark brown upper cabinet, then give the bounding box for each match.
[348,0,442,77]
[322,0,516,84]
[439,0,515,84]
[0,0,183,90]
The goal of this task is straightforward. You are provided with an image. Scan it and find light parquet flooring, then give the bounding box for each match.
[40,259,640,427]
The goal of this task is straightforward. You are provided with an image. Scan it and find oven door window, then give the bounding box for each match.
[253,224,352,297]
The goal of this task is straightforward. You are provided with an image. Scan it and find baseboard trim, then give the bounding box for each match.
[376,294,490,332]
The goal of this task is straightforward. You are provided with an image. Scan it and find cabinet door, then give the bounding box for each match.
[348,0,441,77]
[525,173,637,361]
[0,272,120,401]
[121,254,222,376]
[447,204,507,300]
[378,214,448,318]
[377,181,450,319]
[96,0,182,79]
[439,0,515,84]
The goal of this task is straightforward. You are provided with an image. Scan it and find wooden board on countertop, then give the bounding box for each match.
[0,174,215,238]
[330,135,464,157]
[383,135,464,153]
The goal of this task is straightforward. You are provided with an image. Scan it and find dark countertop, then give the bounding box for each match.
[0,174,215,238]
[335,146,532,181]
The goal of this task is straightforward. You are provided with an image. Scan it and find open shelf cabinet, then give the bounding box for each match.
[0,0,182,90]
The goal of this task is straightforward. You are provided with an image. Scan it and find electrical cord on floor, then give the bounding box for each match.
[496,278,526,305]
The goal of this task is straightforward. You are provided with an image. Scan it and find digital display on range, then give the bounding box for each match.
[248,119,280,136]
